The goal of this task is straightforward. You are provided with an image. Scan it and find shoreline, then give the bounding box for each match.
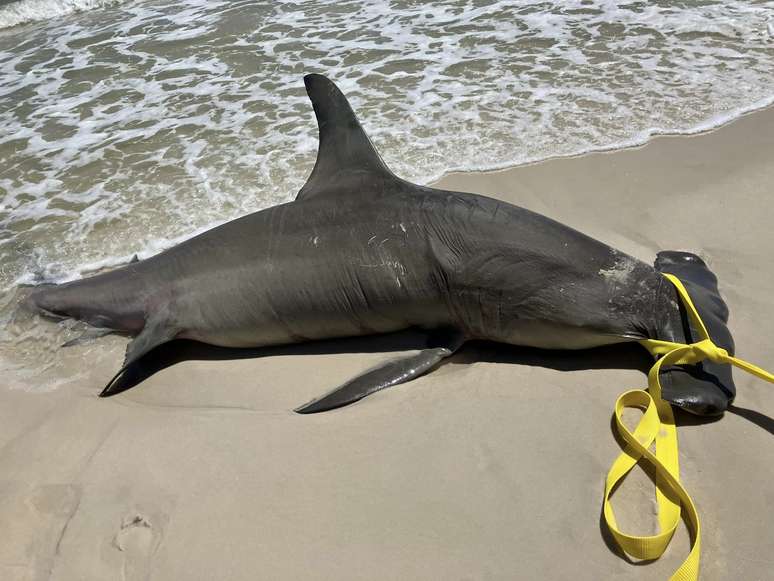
[3,104,774,580]
[431,97,774,184]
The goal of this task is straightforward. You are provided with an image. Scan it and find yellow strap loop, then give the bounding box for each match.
[603,273,774,580]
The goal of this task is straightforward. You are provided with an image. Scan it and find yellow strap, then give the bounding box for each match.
[603,273,774,580]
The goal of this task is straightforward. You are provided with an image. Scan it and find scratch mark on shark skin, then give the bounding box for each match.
[598,255,637,286]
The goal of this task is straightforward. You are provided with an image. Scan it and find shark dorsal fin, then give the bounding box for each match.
[296,74,399,201]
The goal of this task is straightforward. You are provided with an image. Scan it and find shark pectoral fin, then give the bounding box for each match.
[295,74,400,201]
[294,335,464,414]
[99,315,178,397]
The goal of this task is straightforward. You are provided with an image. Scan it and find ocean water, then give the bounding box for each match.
[2,0,773,387]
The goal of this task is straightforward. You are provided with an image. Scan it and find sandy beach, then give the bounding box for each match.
[3,106,774,581]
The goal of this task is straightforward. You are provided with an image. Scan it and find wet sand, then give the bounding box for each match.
[3,107,774,581]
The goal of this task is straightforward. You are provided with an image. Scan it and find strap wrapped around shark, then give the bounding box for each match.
[26,74,747,418]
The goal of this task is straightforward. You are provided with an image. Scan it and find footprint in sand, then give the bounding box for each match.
[112,513,161,581]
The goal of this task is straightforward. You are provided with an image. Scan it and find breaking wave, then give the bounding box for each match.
[0,0,125,29]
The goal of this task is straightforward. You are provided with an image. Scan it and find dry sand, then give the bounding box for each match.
[3,107,774,581]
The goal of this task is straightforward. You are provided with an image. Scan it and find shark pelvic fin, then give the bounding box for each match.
[61,326,115,347]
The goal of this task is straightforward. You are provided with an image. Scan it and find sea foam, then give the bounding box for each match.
[0,0,125,29]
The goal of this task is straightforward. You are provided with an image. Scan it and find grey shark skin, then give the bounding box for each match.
[27,74,737,416]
